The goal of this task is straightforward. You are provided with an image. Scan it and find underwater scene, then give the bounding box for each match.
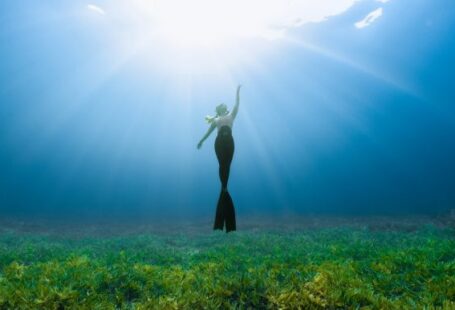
[1,0,455,309]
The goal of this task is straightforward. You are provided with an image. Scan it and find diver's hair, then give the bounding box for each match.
[206,104,228,123]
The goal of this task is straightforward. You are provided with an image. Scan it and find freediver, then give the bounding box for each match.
[197,85,241,232]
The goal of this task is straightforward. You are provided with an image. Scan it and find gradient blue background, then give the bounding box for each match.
[1,0,454,220]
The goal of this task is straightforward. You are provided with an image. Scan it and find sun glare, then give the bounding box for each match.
[88,0,364,67]
[88,0,373,75]
[147,0,283,48]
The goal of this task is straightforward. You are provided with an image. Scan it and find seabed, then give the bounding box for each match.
[0,215,454,309]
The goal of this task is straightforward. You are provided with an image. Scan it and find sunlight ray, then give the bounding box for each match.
[241,104,291,210]
[283,35,421,98]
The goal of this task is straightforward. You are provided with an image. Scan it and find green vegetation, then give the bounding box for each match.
[0,226,454,309]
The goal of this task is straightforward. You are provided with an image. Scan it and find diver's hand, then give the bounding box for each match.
[237,84,242,92]
[197,141,203,149]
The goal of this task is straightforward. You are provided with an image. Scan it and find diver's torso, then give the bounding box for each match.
[215,114,234,131]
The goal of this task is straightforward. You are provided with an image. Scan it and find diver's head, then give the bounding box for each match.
[216,103,228,116]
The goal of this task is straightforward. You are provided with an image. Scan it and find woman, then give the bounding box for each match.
[197,85,241,232]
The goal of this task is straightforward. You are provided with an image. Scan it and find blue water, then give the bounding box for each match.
[1,0,454,220]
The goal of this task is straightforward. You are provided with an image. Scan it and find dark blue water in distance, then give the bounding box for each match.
[1,0,454,221]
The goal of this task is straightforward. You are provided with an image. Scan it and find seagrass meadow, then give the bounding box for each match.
[0,216,454,309]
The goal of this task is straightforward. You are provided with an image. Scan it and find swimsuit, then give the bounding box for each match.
[213,118,236,232]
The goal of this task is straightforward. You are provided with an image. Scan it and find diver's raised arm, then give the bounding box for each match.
[231,85,241,119]
[197,122,216,149]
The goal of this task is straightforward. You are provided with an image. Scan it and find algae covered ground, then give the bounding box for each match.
[0,216,454,309]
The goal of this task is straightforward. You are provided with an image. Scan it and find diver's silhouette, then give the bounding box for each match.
[197,85,241,232]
